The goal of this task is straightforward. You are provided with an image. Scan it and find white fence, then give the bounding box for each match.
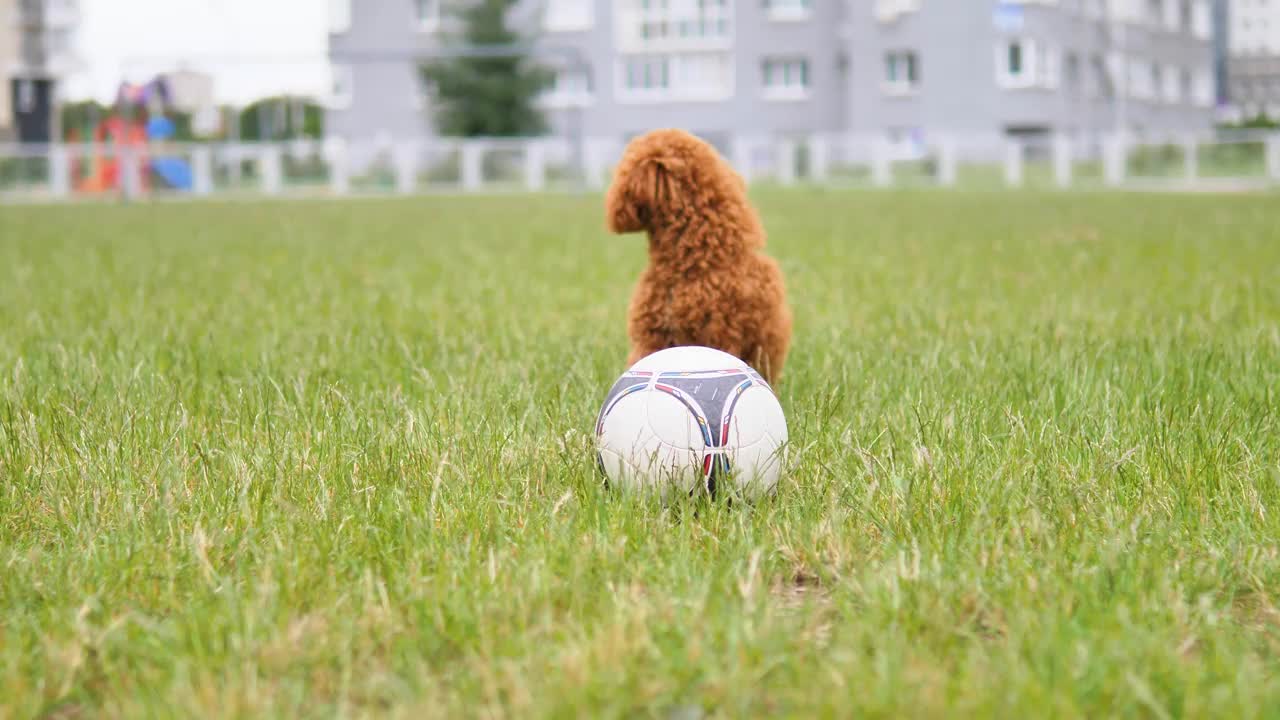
[3,131,1280,202]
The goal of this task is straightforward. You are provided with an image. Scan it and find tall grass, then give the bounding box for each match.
[1,190,1278,717]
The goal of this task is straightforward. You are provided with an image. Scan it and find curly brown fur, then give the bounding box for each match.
[605,128,792,384]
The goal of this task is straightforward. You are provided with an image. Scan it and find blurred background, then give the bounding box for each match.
[1,0,1279,198]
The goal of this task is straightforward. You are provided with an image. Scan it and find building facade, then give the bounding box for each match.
[326,0,1217,161]
[1227,0,1280,115]
[0,0,16,140]
[848,0,1215,150]
[326,0,848,155]
[7,0,81,142]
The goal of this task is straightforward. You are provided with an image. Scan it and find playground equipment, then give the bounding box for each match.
[72,76,194,194]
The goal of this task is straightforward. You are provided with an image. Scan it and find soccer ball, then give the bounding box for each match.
[594,346,789,500]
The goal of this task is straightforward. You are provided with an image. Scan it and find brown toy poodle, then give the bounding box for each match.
[605,128,792,384]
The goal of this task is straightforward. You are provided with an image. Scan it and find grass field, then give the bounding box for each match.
[2,190,1279,718]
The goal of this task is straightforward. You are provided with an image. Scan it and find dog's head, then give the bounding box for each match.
[605,129,748,235]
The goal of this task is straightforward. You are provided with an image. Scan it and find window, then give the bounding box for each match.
[762,57,810,99]
[623,55,670,93]
[1179,0,1192,29]
[541,67,594,106]
[996,39,1057,89]
[329,0,352,33]
[765,0,811,21]
[619,52,732,101]
[884,50,919,93]
[329,65,353,109]
[1179,67,1193,102]
[615,0,734,101]
[545,0,593,31]
[1008,42,1024,77]
[415,0,440,31]
[674,53,731,95]
[619,0,733,51]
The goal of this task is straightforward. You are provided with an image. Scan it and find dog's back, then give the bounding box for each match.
[606,129,792,383]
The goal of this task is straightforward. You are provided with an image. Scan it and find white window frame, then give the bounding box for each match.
[544,0,594,32]
[329,0,352,33]
[765,0,812,22]
[996,38,1055,90]
[882,50,920,96]
[615,52,735,103]
[997,40,1032,89]
[539,66,594,108]
[415,0,441,33]
[615,0,734,54]
[616,55,672,101]
[328,64,354,109]
[762,57,810,101]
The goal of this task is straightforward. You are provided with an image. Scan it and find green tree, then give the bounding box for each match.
[61,99,201,141]
[420,0,554,137]
[238,96,325,141]
[60,100,111,140]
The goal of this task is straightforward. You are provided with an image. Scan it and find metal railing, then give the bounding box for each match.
[3,130,1279,202]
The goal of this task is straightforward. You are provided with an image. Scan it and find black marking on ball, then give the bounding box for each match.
[660,374,750,441]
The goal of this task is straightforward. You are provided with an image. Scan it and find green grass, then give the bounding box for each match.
[2,190,1279,718]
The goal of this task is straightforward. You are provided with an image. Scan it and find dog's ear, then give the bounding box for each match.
[605,157,685,234]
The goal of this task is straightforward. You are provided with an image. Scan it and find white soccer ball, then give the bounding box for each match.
[594,346,789,500]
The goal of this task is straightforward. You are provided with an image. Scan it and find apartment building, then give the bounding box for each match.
[327,0,847,155]
[1227,0,1280,115]
[849,0,1215,150]
[7,0,81,142]
[326,0,1216,162]
[0,0,16,140]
